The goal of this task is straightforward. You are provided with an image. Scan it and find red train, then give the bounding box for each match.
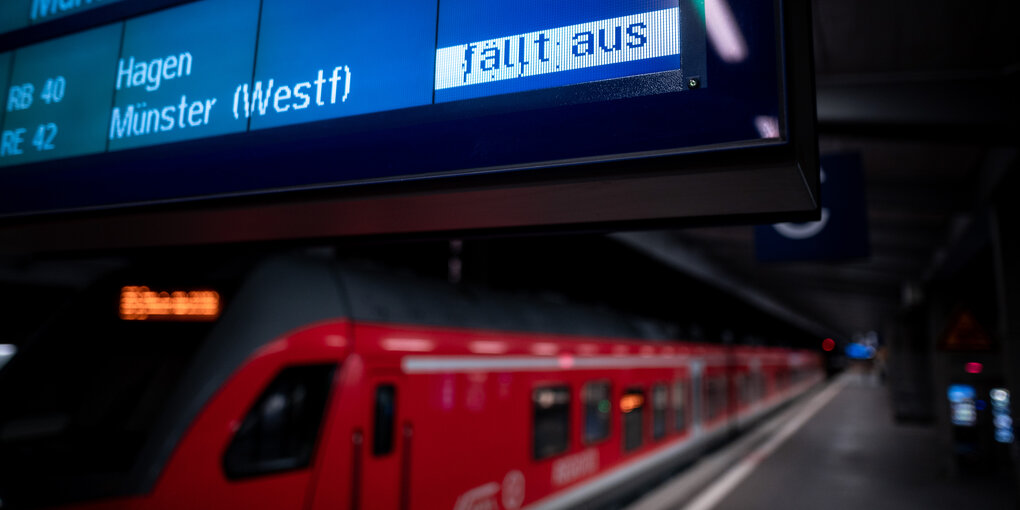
[0,256,823,510]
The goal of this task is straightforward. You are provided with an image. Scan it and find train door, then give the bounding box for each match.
[690,361,703,434]
[362,372,412,510]
[749,358,762,410]
[307,370,411,510]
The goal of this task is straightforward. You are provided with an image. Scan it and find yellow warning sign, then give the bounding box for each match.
[937,307,993,351]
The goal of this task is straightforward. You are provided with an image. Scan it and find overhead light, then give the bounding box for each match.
[0,344,16,372]
[381,338,435,352]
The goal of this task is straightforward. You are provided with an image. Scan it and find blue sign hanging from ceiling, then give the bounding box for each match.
[755,152,870,262]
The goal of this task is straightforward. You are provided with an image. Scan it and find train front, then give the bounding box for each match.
[0,256,355,510]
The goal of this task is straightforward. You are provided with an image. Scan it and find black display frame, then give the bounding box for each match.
[0,0,818,253]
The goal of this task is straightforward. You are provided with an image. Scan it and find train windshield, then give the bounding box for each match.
[0,280,226,509]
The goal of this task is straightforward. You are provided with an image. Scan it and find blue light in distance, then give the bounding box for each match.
[948,384,977,427]
[996,429,1014,444]
[947,384,976,403]
[991,388,1013,443]
[844,342,874,360]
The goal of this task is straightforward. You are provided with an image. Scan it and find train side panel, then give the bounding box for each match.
[347,322,821,510]
[49,322,822,510]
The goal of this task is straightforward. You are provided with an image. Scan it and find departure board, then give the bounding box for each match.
[0,0,819,235]
[1,0,689,167]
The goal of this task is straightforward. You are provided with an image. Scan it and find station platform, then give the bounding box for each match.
[627,371,1016,510]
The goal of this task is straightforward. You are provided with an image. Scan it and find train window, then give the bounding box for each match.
[776,368,789,391]
[533,386,571,460]
[672,381,686,432]
[705,377,727,421]
[223,364,336,479]
[373,384,397,456]
[582,381,611,444]
[652,384,668,440]
[737,374,749,405]
[622,388,645,452]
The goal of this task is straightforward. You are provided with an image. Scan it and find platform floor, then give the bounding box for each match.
[705,373,1016,510]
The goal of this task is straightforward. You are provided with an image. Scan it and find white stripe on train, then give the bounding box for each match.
[401,355,731,373]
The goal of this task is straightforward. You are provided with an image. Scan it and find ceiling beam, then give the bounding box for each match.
[611,231,843,341]
[816,71,1019,142]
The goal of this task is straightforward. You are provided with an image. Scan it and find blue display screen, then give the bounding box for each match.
[249,0,437,130]
[2,0,692,166]
[0,0,790,217]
